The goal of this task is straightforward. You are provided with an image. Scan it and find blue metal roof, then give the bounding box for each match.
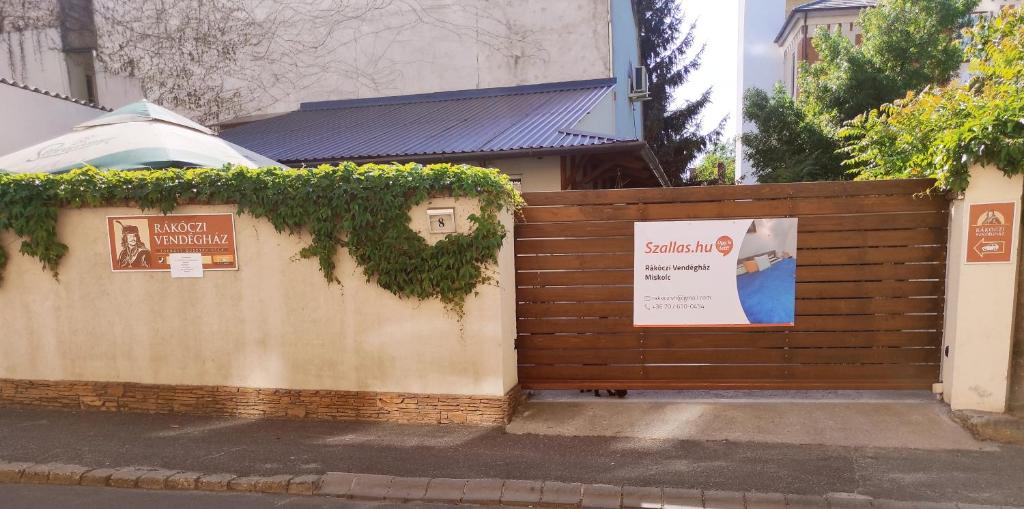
[218,79,631,163]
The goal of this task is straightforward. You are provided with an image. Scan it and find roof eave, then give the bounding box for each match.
[300,77,618,111]
[0,77,112,111]
[280,141,669,187]
[774,5,869,45]
[283,142,646,165]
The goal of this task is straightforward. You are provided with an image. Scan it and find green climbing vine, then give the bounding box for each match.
[0,163,523,311]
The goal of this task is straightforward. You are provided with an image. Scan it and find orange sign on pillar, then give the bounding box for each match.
[965,202,1017,264]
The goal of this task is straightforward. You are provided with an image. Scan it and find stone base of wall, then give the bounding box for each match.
[1011,241,1024,414]
[0,378,522,425]
[1012,340,1024,413]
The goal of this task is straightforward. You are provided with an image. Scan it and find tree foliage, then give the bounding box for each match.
[691,140,736,184]
[0,163,522,313]
[742,85,847,182]
[843,7,1024,192]
[743,0,978,182]
[638,0,723,182]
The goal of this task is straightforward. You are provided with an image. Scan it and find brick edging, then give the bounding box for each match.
[0,378,522,425]
[0,460,1017,508]
[0,461,321,496]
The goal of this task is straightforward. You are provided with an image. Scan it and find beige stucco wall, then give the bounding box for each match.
[943,166,1024,412]
[485,157,562,193]
[0,200,518,397]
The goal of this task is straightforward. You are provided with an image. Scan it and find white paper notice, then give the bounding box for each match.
[169,253,204,278]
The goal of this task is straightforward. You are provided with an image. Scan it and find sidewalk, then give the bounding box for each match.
[508,390,987,450]
[0,398,1022,507]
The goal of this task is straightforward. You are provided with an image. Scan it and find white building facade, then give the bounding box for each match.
[2,0,660,190]
[2,0,644,135]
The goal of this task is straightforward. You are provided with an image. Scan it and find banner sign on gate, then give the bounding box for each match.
[106,213,238,272]
[634,218,798,327]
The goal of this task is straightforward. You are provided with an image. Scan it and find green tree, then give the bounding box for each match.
[742,85,847,182]
[843,7,1024,192]
[691,140,736,184]
[743,0,978,182]
[638,0,723,183]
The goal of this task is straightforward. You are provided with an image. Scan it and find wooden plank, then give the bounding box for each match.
[794,246,947,266]
[796,264,944,282]
[515,213,949,239]
[516,331,942,349]
[514,229,946,255]
[797,213,948,233]
[518,347,939,366]
[516,270,633,287]
[516,286,631,302]
[521,195,947,223]
[516,281,943,302]
[518,364,939,381]
[516,314,942,334]
[796,298,943,315]
[515,247,946,270]
[514,265,945,287]
[516,220,633,239]
[798,280,944,298]
[516,237,633,255]
[517,298,943,318]
[515,254,633,271]
[518,348,642,365]
[799,229,947,248]
[518,302,633,318]
[521,179,939,206]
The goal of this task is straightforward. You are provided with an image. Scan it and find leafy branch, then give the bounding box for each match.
[0,163,523,312]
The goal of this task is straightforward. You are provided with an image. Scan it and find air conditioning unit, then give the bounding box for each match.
[629,65,650,100]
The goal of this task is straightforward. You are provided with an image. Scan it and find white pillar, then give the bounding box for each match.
[943,165,1024,412]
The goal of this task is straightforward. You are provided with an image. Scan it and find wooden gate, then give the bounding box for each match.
[515,179,949,390]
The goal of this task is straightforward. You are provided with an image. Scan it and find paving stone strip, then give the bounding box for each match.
[0,460,1017,509]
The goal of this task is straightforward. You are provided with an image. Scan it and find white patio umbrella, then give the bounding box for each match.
[0,100,285,174]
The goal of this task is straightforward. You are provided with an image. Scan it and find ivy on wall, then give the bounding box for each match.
[0,163,523,311]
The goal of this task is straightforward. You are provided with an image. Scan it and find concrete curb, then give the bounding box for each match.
[0,460,1018,509]
[952,410,1024,446]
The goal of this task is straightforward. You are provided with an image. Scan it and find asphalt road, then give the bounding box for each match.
[0,484,462,509]
[1,407,1023,506]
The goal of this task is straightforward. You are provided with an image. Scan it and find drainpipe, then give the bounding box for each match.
[798,11,808,97]
[57,0,98,103]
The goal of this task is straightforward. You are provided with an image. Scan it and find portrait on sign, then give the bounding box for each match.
[112,219,152,269]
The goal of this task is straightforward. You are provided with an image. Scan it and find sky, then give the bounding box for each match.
[670,0,741,143]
